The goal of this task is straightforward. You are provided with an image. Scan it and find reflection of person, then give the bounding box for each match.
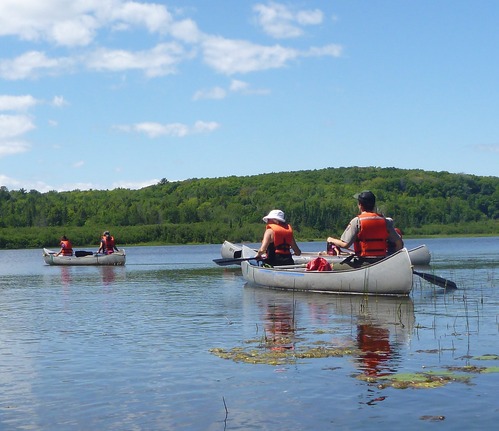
[357,323,392,377]
[97,231,119,254]
[327,191,403,262]
[256,209,301,266]
[56,235,73,256]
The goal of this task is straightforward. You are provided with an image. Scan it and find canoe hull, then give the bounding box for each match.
[43,248,126,266]
[221,240,431,266]
[240,246,413,296]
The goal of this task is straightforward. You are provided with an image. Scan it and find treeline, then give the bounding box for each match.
[1,167,498,249]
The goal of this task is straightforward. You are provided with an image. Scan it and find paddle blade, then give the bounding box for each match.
[413,270,457,289]
[213,256,258,266]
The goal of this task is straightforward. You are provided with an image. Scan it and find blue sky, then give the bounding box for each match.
[1,1,498,192]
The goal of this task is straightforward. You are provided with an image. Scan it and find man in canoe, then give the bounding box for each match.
[97,231,119,255]
[55,235,73,256]
[327,191,403,264]
[255,209,301,266]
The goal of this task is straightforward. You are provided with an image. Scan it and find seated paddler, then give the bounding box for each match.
[327,191,403,266]
[256,209,301,266]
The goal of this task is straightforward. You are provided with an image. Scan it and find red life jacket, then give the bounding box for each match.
[266,223,293,255]
[102,235,116,254]
[354,212,389,257]
[60,239,73,256]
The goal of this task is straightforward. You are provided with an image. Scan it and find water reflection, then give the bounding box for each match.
[60,266,72,287]
[100,266,116,285]
[356,323,392,377]
[244,287,414,374]
[263,302,295,350]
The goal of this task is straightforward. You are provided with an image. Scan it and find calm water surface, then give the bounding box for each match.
[0,238,498,430]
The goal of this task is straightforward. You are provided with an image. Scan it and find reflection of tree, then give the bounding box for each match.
[357,323,392,377]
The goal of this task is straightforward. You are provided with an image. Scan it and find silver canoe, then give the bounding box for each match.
[240,245,414,296]
[43,248,126,266]
[220,240,431,266]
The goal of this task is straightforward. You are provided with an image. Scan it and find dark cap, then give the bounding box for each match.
[354,190,376,207]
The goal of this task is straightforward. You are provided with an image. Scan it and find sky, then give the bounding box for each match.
[1,0,498,193]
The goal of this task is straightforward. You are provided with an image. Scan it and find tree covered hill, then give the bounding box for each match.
[1,167,498,249]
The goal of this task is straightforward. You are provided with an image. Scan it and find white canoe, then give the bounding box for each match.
[43,248,126,266]
[240,245,414,296]
[220,240,431,266]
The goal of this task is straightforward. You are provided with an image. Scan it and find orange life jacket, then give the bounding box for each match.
[60,239,73,256]
[102,235,116,254]
[266,223,293,255]
[354,212,389,257]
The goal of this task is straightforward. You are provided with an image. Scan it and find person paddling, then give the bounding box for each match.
[256,209,301,266]
[56,235,73,257]
[97,231,119,255]
[327,191,403,265]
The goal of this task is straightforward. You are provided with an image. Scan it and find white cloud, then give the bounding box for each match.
[85,42,189,77]
[114,120,220,138]
[253,2,323,39]
[0,140,31,157]
[0,114,35,139]
[202,36,299,75]
[73,160,85,168]
[112,179,159,190]
[475,144,499,154]
[0,0,175,47]
[0,114,34,157]
[193,86,227,100]
[51,95,68,107]
[0,51,74,80]
[0,95,39,111]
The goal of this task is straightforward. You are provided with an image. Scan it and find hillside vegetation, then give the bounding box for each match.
[1,167,498,249]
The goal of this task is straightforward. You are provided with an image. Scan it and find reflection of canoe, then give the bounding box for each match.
[240,245,414,296]
[220,240,431,266]
[244,286,414,341]
[42,248,126,266]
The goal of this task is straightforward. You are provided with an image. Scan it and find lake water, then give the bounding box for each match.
[0,237,497,431]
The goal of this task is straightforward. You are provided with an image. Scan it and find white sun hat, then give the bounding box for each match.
[262,209,286,223]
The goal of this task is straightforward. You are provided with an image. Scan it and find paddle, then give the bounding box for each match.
[75,250,95,257]
[413,270,457,289]
[213,256,259,266]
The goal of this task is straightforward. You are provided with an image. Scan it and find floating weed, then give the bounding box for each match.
[445,365,499,374]
[472,354,499,360]
[210,343,357,365]
[356,370,473,389]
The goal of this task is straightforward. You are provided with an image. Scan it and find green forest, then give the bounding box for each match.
[1,166,498,249]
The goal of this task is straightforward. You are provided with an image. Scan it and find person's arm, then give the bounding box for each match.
[386,222,404,251]
[327,218,358,250]
[256,229,273,259]
[326,237,349,249]
[291,236,301,256]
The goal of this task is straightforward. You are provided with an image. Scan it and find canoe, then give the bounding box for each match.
[220,240,431,266]
[42,248,126,266]
[240,245,414,296]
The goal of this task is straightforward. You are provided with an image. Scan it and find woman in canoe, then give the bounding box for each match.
[97,231,119,255]
[327,191,403,264]
[55,235,73,257]
[255,209,301,266]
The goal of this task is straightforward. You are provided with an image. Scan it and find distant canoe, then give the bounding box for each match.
[42,248,126,266]
[240,245,414,296]
[220,240,431,266]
